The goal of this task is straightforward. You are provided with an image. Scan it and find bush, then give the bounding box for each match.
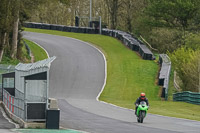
[169,47,200,92]
[148,28,183,53]
[185,33,200,50]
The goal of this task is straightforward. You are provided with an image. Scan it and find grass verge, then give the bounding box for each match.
[24,28,200,121]
[23,39,48,62]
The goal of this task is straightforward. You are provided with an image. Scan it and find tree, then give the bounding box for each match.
[119,0,147,32]
[0,0,46,62]
[105,0,121,29]
[11,0,20,59]
[145,0,200,38]
[30,0,71,25]
[0,0,13,62]
[11,0,47,59]
[169,47,200,92]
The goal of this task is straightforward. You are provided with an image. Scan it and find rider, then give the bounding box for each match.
[135,93,149,115]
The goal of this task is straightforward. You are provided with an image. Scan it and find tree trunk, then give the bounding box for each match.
[0,32,7,62]
[11,16,19,58]
[0,48,4,62]
[126,0,132,32]
[106,0,119,29]
[11,0,20,59]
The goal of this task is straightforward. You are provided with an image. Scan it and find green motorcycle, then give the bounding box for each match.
[136,101,148,123]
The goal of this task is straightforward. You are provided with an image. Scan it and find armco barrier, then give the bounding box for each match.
[24,22,154,60]
[101,28,154,60]
[159,54,171,100]
[23,40,31,57]
[173,91,200,105]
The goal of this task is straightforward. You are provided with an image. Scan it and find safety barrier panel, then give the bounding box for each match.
[24,22,154,60]
[173,91,200,105]
[3,89,25,120]
[23,40,31,57]
[158,54,171,100]
[102,29,154,60]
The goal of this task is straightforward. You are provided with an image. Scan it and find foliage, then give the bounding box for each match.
[185,33,200,50]
[141,0,200,52]
[169,47,200,92]
[145,0,200,30]
[148,28,183,53]
[1,0,200,61]
[29,0,71,25]
[0,0,46,62]
[0,56,19,65]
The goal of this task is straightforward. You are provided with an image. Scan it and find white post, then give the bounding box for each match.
[90,0,92,22]
[99,16,102,34]
[24,79,27,121]
[46,70,49,109]
[89,0,92,27]
[199,59,200,93]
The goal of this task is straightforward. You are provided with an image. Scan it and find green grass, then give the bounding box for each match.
[0,40,30,65]
[1,56,19,65]
[23,39,48,62]
[24,28,200,121]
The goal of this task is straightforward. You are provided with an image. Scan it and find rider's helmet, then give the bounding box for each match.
[140,93,145,100]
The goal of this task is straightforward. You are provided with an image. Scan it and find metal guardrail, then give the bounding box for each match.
[23,40,31,57]
[173,91,200,105]
[159,54,171,100]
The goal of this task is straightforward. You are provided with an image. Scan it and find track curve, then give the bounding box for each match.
[23,32,200,133]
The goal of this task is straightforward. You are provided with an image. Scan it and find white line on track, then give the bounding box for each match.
[32,41,50,58]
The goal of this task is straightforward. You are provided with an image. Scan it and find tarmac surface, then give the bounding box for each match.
[0,105,15,132]
[23,32,200,133]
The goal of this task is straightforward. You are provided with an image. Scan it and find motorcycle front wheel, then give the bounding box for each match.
[139,111,145,123]
[137,117,140,123]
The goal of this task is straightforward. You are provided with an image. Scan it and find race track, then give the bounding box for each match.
[23,32,200,133]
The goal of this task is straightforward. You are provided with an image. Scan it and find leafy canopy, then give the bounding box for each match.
[145,0,200,29]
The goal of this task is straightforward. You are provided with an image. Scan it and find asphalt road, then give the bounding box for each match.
[0,105,15,132]
[23,32,200,133]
